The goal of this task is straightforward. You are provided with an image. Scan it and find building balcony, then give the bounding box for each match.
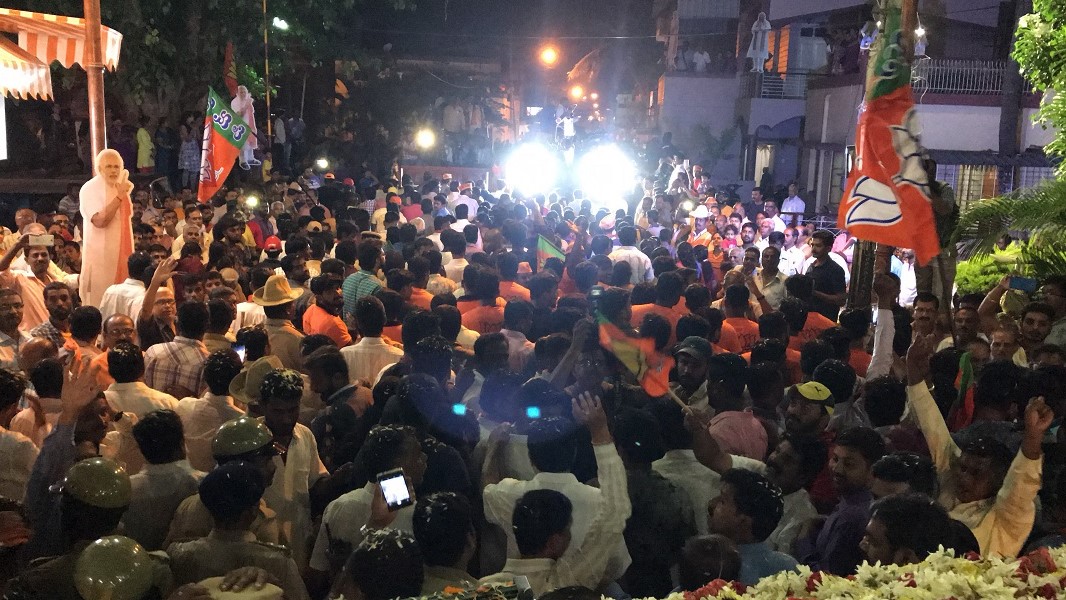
[911,59,1008,95]
[744,72,811,100]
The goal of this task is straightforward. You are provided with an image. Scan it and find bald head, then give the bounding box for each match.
[15,209,36,232]
[18,337,58,373]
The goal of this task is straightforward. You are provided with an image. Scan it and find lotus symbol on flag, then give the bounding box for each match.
[844,176,902,226]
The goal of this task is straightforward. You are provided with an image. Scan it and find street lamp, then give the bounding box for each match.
[273,17,289,30]
[569,85,584,100]
[415,129,436,149]
[539,45,559,67]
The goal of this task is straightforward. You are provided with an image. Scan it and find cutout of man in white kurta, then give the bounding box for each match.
[79,149,135,308]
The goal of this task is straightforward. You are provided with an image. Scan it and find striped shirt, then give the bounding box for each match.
[342,271,382,319]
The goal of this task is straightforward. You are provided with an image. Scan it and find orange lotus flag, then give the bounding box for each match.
[837,0,940,265]
[597,315,673,398]
[223,42,238,97]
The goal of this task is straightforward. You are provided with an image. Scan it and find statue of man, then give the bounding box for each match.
[79,149,135,307]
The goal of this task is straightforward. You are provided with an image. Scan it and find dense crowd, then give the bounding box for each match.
[0,151,1062,600]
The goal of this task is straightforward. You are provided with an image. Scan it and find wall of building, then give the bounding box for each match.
[768,0,863,22]
[804,83,864,145]
[658,73,743,181]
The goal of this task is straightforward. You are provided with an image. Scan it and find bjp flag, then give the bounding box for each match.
[837,0,940,265]
[198,87,251,202]
[597,315,673,398]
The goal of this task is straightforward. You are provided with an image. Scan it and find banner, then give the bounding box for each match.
[198,87,250,202]
[536,234,565,271]
[837,0,940,265]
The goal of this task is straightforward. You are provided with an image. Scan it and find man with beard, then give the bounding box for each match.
[671,337,711,411]
[937,306,983,352]
[303,274,351,347]
[29,282,75,350]
[214,214,254,268]
[739,223,757,251]
[804,230,847,321]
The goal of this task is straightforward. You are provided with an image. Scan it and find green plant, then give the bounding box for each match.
[1014,1,1066,175]
[951,178,1066,280]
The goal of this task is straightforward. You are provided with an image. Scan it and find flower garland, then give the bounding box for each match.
[662,546,1066,600]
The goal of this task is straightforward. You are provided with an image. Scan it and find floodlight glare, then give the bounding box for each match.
[505,143,560,195]
[245,195,260,208]
[576,144,635,211]
[415,129,436,149]
[315,158,329,170]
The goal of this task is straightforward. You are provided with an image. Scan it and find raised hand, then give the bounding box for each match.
[1025,396,1055,435]
[572,391,610,444]
[60,355,100,423]
[906,333,938,385]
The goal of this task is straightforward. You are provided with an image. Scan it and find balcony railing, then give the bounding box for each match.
[911,59,1007,95]
[746,72,810,100]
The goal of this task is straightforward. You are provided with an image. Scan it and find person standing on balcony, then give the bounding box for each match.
[692,44,711,73]
[747,12,772,73]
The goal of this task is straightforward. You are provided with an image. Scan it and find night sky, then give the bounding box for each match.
[360,0,656,70]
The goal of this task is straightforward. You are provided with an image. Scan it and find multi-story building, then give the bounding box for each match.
[653,0,1056,215]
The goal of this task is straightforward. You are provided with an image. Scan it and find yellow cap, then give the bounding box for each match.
[790,381,835,415]
[74,536,155,600]
[63,457,131,508]
[212,416,275,458]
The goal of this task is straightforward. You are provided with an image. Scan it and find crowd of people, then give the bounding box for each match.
[0,148,1063,600]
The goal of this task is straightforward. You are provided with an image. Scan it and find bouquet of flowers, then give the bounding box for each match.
[657,546,1066,600]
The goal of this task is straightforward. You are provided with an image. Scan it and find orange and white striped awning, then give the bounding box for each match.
[0,36,52,100]
[0,7,123,72]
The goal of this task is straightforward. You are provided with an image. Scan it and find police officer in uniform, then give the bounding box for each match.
[167,462,308,600]
[4,457,171,599]
[164,416,280,546]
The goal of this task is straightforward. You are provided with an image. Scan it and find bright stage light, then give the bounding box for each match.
[315,158,329,170]
[569,85,584,100]
[245,195,260,208]
[504,144,560,195]
[576,144,635,212]
[273,17,290,30]
[415,129,436,149]
[539,46,559,66]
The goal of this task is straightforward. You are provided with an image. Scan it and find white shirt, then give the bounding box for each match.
[607,246,654,284]
[371,207,407,233]
[123,459,204,551]
[0,427,38,502]
[652,449,721,534]
[426,232,445,251]
[340,337,404,384]
[231,301,266,336]
[263,423,328,570]
[99,278,147,322]
[480,445,631,595]
[728,454,818,556]
[174,392,246,472]
[781,196,806,223]
[780,246,805,277]
[755,268,788,310]
[309,483,416,572]
[483,463,632,581]
[769,214,786,232]
[691,50,711,72]
[899,261,917,307]
[499,329,534,373]
[444,258,470,283]
[452,195,479,216]
[105,381,179,417]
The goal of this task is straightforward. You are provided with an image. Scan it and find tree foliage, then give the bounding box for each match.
[1013,0,1066,173]
[12,0,410,118]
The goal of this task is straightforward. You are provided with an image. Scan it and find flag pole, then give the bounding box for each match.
[83,0,106,171]
[847,0,917,310]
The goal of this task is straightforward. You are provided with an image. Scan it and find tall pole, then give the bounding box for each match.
[263,0,272,138]
[848,0,916,310]
[83,0,106,173]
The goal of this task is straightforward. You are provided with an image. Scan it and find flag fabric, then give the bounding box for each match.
[597,315,673,398]
[222,42,238,97]
[837,0,940,265]
[198,87,251,202]
[536,235,565,271]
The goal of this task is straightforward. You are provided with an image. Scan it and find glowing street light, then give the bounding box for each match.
[272,17,289,30]
[315,158,329,170]
[569,85,584,100]
[415,128,436,149]
[539,45,560,67]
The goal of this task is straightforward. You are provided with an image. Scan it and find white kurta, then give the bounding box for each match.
[79,175,134,308]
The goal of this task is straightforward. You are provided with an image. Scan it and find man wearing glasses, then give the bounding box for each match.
[1038,275,1066,348]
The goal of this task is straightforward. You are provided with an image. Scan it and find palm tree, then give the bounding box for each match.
[952,178,1066,278]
